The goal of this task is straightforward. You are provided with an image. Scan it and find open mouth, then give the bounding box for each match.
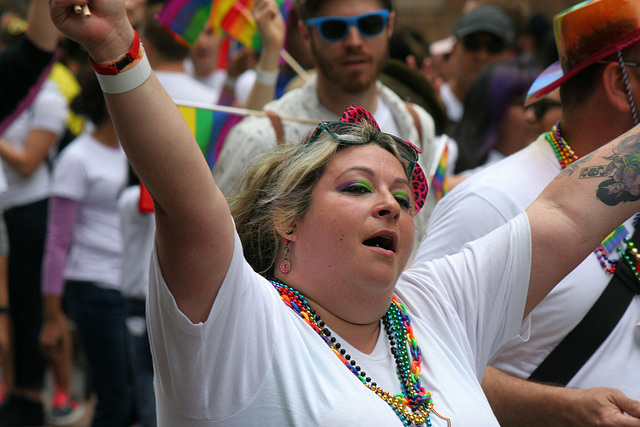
[363,234,396,252]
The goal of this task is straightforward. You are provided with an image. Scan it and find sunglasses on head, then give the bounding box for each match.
[461,36,506,54]
[526,98,562,120]
[305,10,390,43]
[305,121,419,179]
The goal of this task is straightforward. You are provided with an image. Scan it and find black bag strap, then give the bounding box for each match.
[528,225,640,385]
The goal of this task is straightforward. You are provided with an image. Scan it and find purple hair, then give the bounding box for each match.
[452,58,541,173]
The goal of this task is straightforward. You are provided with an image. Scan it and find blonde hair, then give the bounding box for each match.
[228,122,409,277]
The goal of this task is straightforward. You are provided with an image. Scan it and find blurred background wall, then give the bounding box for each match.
[396,0,577,48]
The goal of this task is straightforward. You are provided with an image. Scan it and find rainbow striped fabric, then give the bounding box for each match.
[177,105,242,168]
[213,0,291,49]
[211,0,258,49]
[155,0,213,46]
[601,225,629,254]
[157,0,291,49]
[431,144,449,201]
[214,0,292,49]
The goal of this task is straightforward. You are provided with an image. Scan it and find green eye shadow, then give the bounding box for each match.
[392,190,409,203]
[337,179,374,191]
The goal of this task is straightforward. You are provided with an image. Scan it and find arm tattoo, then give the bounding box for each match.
[573,132,640,205]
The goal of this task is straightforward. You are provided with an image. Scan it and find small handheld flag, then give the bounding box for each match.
[155,0,213,46]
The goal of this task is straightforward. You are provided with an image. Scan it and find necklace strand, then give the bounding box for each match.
[546,123,640,280]
[545,122,579,169]
[270,279,433,426]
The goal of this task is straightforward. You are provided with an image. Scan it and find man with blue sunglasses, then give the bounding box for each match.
[214,0,443,244]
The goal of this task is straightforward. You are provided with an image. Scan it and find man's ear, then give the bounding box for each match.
[387,10,395,38]
[298,20,311,46]
[603,61,637,113]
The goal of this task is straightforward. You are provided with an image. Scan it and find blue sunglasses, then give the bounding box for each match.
[305,10,390,43]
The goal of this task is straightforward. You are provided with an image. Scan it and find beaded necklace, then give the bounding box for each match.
[545,122,579,169]
[269,279,434,426]
[545,123,640,279]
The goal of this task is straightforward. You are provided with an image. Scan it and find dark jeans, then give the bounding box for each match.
[126,298,156,427]
[65,281,131,427]
[4,199,48,390]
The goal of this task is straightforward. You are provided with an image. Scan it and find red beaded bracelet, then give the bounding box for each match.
[89,30,141,76]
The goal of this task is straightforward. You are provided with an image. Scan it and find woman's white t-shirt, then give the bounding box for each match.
[148,213,532,426]
[51,133,128,288]
[0,80,68,208]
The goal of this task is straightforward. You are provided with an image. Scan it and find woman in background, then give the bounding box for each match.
[451,58,541,174]
[40,67,130,427]
[0,40,68,424]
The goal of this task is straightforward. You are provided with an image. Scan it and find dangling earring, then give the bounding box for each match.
[279,230,293,274]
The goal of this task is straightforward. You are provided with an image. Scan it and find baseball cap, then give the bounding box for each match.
[453,5,515,47]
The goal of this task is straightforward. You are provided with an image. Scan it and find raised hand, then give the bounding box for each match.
[48,0,133,62]
[253,0,286,55]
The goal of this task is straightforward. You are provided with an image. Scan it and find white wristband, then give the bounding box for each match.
[256,68,279,86]
[95,48,152,94]
[224,76,238,91]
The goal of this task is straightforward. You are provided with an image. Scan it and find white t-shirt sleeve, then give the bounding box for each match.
[148,230,283,421]
[234,69,256,106]
[401,212,532,377]
[415,191,511,264]
[0,160,8,195]
[30,81,69,135]
[51,148,87,201]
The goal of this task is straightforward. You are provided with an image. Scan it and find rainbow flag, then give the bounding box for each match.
[215,37,246,71]
[211,0,256,48]
[157,0,291,49]
[177,105,242,168]
[212,0,291,50]
[155,0,213,46]
[431,144,449,201]
[601,225,629,254]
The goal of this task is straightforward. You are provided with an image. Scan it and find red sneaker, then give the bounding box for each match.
[48,385,85,426]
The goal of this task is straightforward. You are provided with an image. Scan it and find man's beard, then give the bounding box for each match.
[311,42,388,94]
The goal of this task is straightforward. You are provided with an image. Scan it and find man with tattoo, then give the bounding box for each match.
[414,0,640,426]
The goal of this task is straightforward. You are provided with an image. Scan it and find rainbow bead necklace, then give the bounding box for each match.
[269,279,434,426]
[546,123,640,280]
[545,122,578,169]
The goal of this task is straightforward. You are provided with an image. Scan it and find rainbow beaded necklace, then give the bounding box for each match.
[269,279,434,426]
[545,122,578,169]
[546,122,640,280]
